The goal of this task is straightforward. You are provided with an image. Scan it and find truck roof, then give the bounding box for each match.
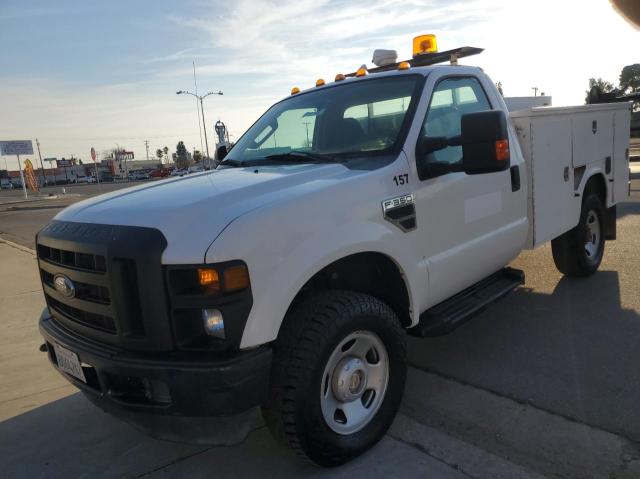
[288,64,485,99]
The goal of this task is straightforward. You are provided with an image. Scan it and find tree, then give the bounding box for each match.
[156,149,163,160]
[193,150,203,163]
[163,146,169,162]
[620,64,640,94]
[495,81,504,96]
[175,141,189,169]
[585,77,616,104]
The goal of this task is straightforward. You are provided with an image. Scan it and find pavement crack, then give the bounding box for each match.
[131,425,267,478]
[131,448,213,478]
[387,434,477,479]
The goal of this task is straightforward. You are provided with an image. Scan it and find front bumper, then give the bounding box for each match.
[39,309,272,445]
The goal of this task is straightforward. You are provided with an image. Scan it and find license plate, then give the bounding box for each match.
[53,343,86,383]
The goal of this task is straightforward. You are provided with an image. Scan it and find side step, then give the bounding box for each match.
[409,267,524,337]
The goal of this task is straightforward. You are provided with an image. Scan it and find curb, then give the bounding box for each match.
[0,237,36,255]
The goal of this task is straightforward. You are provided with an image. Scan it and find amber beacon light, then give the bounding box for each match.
[412,34,438,57]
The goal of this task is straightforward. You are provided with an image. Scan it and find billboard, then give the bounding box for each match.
[0,140,34,156]
[57,159,72,167]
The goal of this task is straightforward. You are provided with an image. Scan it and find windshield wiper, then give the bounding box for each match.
[219,159,251,167]
[264,151,344,163]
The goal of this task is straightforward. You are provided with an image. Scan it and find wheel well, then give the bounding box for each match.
[584,173,607,203]
[294,253,412,327]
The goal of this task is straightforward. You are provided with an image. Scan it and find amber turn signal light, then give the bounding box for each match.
[495,140,510,162]
[198,268,219,286]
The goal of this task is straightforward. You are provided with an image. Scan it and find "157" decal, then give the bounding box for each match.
[393,174,409,186]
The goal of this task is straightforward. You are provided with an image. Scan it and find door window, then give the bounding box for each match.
[419,77,491,174]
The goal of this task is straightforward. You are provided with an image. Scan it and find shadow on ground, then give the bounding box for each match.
[0,390,445,478]
[408,270,640,442]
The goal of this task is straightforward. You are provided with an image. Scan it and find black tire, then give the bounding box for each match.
[262,290,407,467]
[551,192,605,276]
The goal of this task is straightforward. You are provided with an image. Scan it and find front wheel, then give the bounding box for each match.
[262,291,407,466]
[551,192,605,276]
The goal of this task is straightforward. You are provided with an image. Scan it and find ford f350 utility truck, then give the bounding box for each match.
[36,35,631,466]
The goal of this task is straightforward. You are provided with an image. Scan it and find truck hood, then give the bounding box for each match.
[55,164,347,263]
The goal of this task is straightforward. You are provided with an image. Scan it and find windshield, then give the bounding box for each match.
[225,75,423,165]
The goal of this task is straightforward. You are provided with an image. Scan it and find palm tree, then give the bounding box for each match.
[163,146,169,163]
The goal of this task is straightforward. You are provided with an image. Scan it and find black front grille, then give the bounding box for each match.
[41,270,110,304]
[37,220,171,352]
[46,293,116,333]
[38,244,106,272]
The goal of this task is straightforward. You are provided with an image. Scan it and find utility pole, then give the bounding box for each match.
[145,140,149,162]
[36,138,48,186]
[532,86,539,97]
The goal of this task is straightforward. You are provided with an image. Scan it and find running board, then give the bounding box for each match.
[409,267,524,337]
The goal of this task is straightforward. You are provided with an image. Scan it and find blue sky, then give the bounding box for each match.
[0,0,637,168]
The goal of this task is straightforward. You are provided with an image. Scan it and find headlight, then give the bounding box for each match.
[166,261,253,352]
[169,262,250,296]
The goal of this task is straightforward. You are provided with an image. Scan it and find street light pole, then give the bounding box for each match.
[176,89,223,166]
[199,97,210,160]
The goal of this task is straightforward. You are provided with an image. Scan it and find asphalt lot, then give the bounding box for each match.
[1,170,640,478]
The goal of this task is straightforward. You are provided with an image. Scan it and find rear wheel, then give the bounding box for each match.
[263,291,406,466]
[551,192,605,276]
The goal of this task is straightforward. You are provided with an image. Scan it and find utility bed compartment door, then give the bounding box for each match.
[523,116,576,246]
[613,108,631,203]
[572,113,614,168]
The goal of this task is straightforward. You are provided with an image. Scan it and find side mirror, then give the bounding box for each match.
[216,144,228,161]
[461,110,510,174]
[416,136,459,158]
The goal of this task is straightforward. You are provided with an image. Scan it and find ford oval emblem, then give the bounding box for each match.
[53,274,75,298]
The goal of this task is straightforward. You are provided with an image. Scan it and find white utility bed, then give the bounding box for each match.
[511,103,631,248]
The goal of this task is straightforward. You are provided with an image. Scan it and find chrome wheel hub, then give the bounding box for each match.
[584,210,600,258]
[332,357,368,402]
[320,331,389,435]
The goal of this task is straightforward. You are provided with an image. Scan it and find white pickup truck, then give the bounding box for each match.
[36,37,631,466]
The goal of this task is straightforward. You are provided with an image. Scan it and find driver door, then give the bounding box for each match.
[413,75,526,306]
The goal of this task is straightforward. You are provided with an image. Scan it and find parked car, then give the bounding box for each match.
[170,168,187,177]
[149,169,169,178]
[129,170,150,180]
[87,176,97,184]
[1,180,13,189]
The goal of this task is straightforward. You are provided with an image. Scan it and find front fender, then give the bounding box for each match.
[205,178,423,349]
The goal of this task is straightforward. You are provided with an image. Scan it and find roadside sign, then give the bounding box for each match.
[0,140,34,156]
[57,159,72,167]
[91,147,96,162]
[115,151,134,161]
[23,159,39,192]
